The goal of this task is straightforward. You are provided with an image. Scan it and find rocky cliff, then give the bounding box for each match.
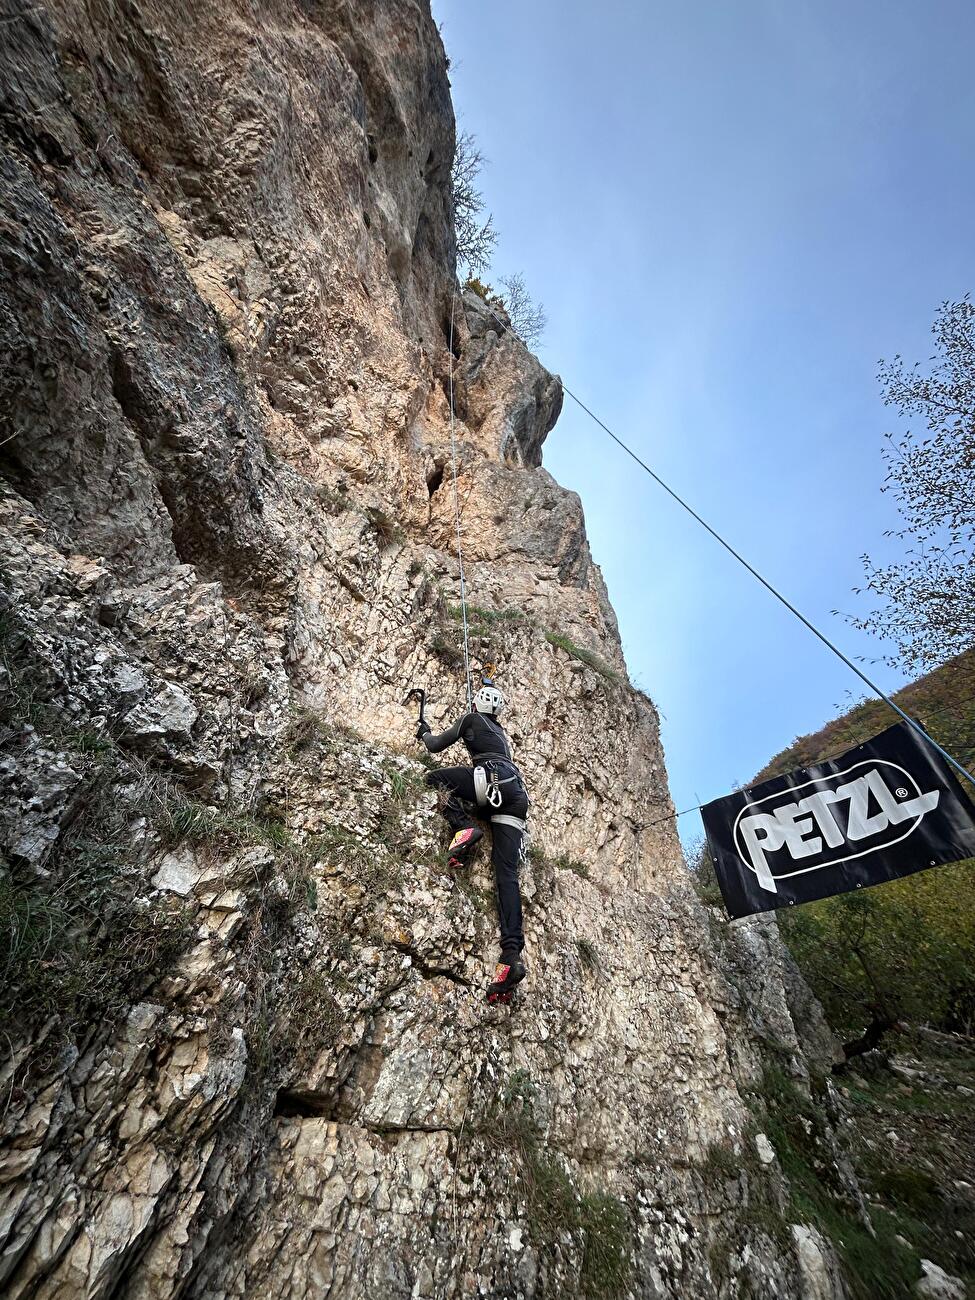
[1,3,855,1297]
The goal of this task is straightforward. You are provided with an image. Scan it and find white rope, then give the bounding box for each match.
[447,288,473,710]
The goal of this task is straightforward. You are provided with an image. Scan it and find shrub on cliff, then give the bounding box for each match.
[463,273,547,347]
[463,276,494,301]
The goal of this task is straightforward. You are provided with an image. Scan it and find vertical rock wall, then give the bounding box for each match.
[1,2,849,1296]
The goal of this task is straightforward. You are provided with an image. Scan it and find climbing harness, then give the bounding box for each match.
[447,289,473,710]
[490,813,527,832]
[473,760,522,810]
[472,764,493,807]
[474,295,975,797]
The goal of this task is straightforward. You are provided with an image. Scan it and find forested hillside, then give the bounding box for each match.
[755,647,975,786]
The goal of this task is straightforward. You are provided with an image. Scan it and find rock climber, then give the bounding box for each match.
[416,682,529,1004]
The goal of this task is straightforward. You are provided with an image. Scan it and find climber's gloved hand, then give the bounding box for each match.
[415,720,432,741]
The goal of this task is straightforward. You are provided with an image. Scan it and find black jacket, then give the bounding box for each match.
[422,711,514,764]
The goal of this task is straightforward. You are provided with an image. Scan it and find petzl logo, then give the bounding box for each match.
[733,761,940,895]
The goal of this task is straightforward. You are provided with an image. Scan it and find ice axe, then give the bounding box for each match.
[403,687,427,731]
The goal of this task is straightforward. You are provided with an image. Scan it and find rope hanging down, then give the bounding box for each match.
[474,296,975,795]
[447,289,474,710]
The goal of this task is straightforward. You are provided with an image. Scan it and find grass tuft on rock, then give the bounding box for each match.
[163,795,294,855]
[365,506,404,549]
[544,631,623,685]
[578,1191,633,1299]
[3,877,191,1039]
[283,707,365,756]
[163,792,328,921]
[1,772,194,1050]
[700,1139,739,1182]
[429,632,466,669]
[447,602,526,627]
[554,853,591,881]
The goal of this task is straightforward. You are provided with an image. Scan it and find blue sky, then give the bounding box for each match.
[433,0,975,839]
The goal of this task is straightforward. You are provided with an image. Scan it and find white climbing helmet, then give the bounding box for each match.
[473,684,505,716]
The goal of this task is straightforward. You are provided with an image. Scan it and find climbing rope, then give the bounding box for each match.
[474,295,975,793]
[447,288,474,710]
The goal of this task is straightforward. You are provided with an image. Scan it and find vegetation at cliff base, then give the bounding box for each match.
[780,869,975,1038]
[753,1065,922,1300]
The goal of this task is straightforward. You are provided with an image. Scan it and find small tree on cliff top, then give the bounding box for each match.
[464,273,548,349]
[451,135,546,347]
[498,273,547,348]
[844,296,975,672]
[452,131,496,275]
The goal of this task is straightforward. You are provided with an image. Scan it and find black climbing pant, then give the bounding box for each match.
[425,764,528,956]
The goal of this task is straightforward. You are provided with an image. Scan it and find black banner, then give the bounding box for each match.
[701,722,975,919]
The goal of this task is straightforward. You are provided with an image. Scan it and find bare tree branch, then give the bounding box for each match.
[451,131,496,276]
[497,272,547,349]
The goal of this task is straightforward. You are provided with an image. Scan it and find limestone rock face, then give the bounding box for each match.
[0,2,846,1297]
[916,1260,966,1300]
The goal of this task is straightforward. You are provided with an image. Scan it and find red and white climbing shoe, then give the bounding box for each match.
[447,826,483,868]
[486,956,527,1005]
